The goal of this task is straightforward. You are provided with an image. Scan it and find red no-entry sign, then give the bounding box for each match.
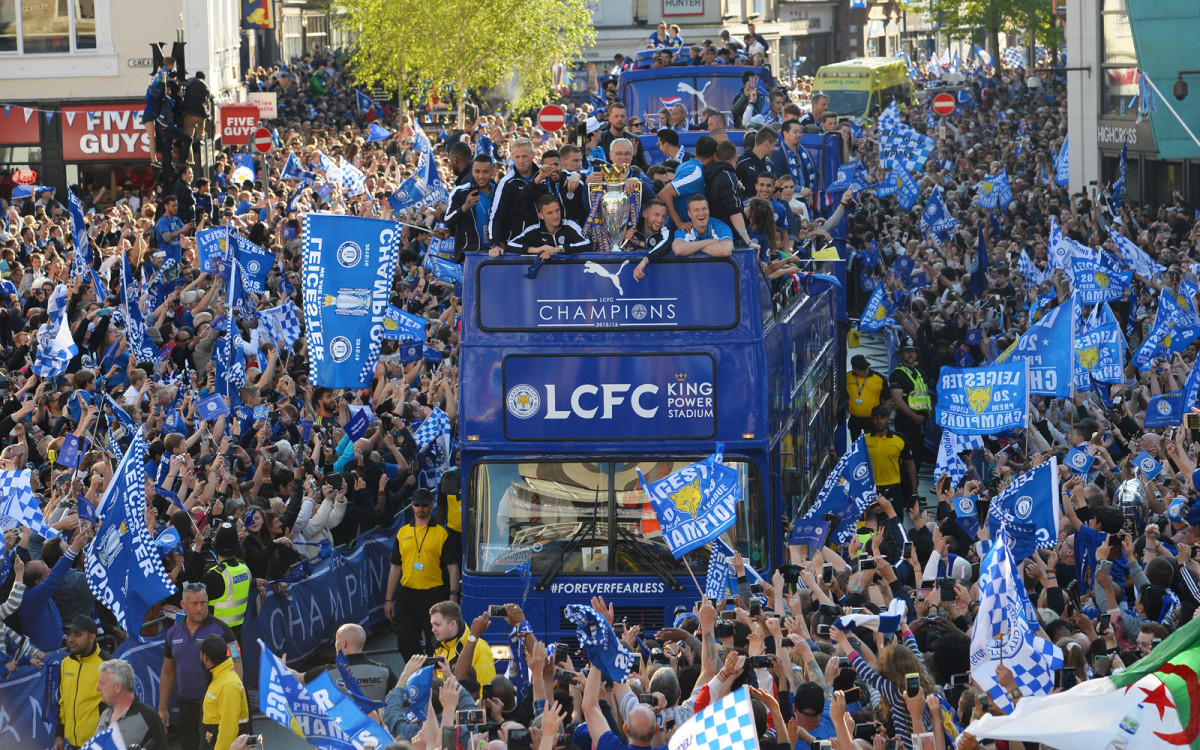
[251,127,274,153]
[932,92,956,116]
[538,104,566,132]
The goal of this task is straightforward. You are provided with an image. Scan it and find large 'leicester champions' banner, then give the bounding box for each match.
[935,361,1030,435]
[302,214,399,388]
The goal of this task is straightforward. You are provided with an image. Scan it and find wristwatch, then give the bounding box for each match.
[467,634,478,643]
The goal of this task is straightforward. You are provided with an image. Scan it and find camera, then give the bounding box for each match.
[637,693,657,705]
[713,622,734,638]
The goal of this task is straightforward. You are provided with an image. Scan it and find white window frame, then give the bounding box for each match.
[0,0,117,78]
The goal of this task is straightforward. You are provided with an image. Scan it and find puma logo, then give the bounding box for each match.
[584,261,628,296]
[677,81,713,112]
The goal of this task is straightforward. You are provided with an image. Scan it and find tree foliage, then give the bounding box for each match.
[928,0,1058,60]
[338,0,594,119]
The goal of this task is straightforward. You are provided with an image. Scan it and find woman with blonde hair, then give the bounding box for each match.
[830,618,936,750]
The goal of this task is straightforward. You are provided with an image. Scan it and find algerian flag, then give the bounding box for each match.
[966,614,1200,748]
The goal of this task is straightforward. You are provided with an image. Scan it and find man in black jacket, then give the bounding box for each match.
[598,103,649,170]
[174,165,197,223]
[735,127,776,199]
[516,150,588,231]
[443,155,495,260]
[703,140,753,249]
[487,137,539,257]
[181,72,210,166]
[506,195,590,257]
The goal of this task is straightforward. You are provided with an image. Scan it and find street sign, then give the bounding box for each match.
[538,104,566,132]
[251,128,273,153]
[932,92,956,117]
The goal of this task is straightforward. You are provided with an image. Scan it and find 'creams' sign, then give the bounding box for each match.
[61,105,149,161]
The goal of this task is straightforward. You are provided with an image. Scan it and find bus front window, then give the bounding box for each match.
[468,460,765,579]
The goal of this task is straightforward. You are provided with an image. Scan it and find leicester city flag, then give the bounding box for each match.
[935,361,1030,435]
[996,295,1074,398]
[1074,317,1124,391]
[979,170,1013,210]
[1054,136,1069,186]
[67,189,92,282]
[1133,291,1200,369]
[84,435,176,634]
[302,214,400,389]
[366,122,392,143]
[876,166,919,211]
[1110,140,1127,212]
[921,186,958,237]
[195,227,229,277]
[382,305,426,342]
[229,232,274,296]
[637,445,743,558]
[801,435,877,547]
[859,286,897,332]
[1071,254,1131,304]
[986,457,1061,560]
[388,128,449,214]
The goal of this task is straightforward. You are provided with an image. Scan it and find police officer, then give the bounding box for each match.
[202,523,260,640]
[383,488,461,660]
[159,582,242,750]
[889,337,933,478]
[198,635,249,750]
[304,623,398,701]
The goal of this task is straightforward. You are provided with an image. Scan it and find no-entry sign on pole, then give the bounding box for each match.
[538,104,566,132]
[251,127,274,153]
[932,92,956,117]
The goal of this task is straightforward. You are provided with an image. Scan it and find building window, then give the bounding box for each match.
[1101,0,1137,116]
[0,0,97,54]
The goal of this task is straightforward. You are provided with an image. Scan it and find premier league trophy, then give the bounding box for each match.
[584,164,642,252]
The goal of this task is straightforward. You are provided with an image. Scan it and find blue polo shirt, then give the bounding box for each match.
[155,214,184,265]
[163,614,239,701]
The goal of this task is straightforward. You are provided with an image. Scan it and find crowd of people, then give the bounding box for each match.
[0,28,1196,750]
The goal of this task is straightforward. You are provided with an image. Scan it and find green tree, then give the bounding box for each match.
[928,0,1054,64]
[338,0,595,126]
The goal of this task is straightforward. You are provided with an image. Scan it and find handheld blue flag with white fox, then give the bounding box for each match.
[637,445,742,558]
[935,361,1030,435]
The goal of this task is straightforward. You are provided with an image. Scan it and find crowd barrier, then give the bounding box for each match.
[0,520,398,746]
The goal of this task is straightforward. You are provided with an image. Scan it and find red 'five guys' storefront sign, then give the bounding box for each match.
[60,104,150,161]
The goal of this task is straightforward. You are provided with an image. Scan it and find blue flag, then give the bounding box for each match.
[280,152,306,183]
[195,227,230,277]
[1134,450,1163,479]
[1074,321,1124,391]
[935,361,1030,435]
[986,458,1061,560]
[334,651,388,713]
[382,305,427,342]
[1133,291,1200,369]
[56,434,85,469]
[343,409,371,441]
[1054,136,1069,186]
[562,604,636,683]
[637,445,743,557]
[996,295,1075,398]
[1071,256,1132,304]
[952,494,981,539]
[67,189,93,283]
[119,257,160,362]
[969,223,989,296]
[920,186,958,237]
[979,170,1013,209]
[231,152,256,185]
[789,517,830,548]
[825,160,860,193]
[401,665,435,723]
[302,214,400,389]
[229,232,274,297]
[196,394,230,421]
[355,89,374,113]
[1111,140,1127,212]
[1145,391,1185,428]
[84,435,176,633]
[0,532,9,583]
[859,286,897,332]
[389,128,449,214]
[801,435,878,547]
[306,672,392,747]
[1064,447,1095,476]
[366,122,392,143]
[876,165,919,211]
[423,252,463,285]
[79,725,126,750]
[704,542,734,601]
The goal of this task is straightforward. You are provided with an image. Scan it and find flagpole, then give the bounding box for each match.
[682,556,704,596]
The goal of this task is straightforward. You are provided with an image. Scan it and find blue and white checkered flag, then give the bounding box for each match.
[1018,250,1044,285]
[316,151,341,183]
[413,407,450,449]
[339,157,367,196]
[879,123,936,175]
[668,685,758,750]
[878,100,902,132]
[0,469,57,538]
[935,429,982,488]
[33,283,78,378]
[1002,47,1026,69]
[970,525,1062,714]
[256,300,302,350]
[1110,229,1165,280]
[79,724,127,750]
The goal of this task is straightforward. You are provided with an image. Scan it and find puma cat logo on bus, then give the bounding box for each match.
[583,261,628,295]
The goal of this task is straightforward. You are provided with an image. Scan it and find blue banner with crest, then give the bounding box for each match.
[935,362,1030,435]
[637,445,742,558]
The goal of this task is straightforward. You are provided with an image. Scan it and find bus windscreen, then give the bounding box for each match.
[469,459,765,579]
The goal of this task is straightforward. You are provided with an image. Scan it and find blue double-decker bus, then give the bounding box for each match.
[458,249,843,648]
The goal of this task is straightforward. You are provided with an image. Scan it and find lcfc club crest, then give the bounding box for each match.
[1157,399,1173,416]
[958,497,975,515]
[337,241,363,268]
[1141,456,1158,473]
[506,384,540,419]
[1070,452,1087,469]
[1014,495,1033,520]
[968,385,993,415]
[329,336,353,363]
[853,463,870,482]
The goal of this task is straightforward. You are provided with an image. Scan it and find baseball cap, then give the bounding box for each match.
[65,615,98,634]
[200,634,229,663]
[411,488,433,506]
[851,355,870,370]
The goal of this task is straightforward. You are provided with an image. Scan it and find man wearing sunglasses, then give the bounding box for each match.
[158,582,242,750]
